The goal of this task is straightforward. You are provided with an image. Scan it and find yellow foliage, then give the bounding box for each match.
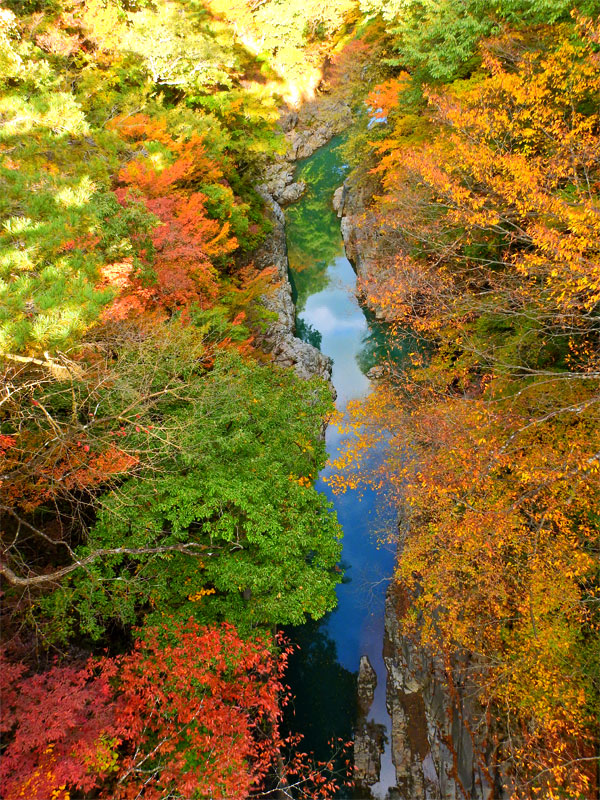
[188,587,216,601]
[330,19,600,798]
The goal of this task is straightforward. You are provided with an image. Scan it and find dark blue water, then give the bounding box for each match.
[285,137,397,798]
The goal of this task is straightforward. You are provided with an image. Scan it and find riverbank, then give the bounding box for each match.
[336,167,509,800]
[253,187,333,383]
[252,90,357,385]
[274,92,508,795]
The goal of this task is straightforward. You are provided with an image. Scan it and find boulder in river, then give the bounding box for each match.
[357,654,377,715]
[276,181,307,206]
[279,110,299,132]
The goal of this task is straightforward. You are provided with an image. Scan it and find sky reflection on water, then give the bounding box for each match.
[285,137,397,798]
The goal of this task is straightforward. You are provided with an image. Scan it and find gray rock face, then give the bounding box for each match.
[357,654,378,715]
[354,655,385,788]
[340,208,380,284]
[258,161,295,205]
[253,188,332,384]
[259,98,351,204]
[336,173,384,288]
[287,100,352,160]
[252,99,357,385]
[332,183,347,218]
[383,585,509,800]
[289,120,344,160]
[276,181,307,206]
[279,110,299,132]
[257,161,306,206]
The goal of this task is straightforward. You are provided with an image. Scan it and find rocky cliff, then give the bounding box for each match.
[253,96,355,384]
[383,584,508,800]
[258,99,353,207]
[332,175,379,284]
[254,188,332,383]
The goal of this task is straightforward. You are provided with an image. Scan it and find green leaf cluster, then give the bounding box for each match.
[41,342,341,641]
[360,0,600,83]
[0,0,291,356]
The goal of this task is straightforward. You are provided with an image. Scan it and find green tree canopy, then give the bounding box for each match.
[39,337,341,641]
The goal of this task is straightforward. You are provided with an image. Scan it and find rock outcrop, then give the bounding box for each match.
[288,98,353,160]
[354,655,385,789]
[334,174,383,289]
[382,584,509,800]
[332,183,347,218]
[252,93,357,384]
[259,161,306,207]
[276,181,307,206]
[254,188,332,383]
[258,98,352,204]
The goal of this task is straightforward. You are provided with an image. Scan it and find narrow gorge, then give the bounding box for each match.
[272,121,509,800]
[1,3,598,799]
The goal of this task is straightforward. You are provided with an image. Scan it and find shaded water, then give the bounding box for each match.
[284,137,398,798]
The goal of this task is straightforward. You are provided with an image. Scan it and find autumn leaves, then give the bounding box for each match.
[332,16,600,798]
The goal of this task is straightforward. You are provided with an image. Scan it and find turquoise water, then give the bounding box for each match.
[285,137,397,797]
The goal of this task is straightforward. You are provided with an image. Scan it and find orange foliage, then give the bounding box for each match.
[332,22,600,798]
[35,26,83,56]
[366,74,410,121]
[367,30,600,332]
[324,37,372,89]
[102,116,238,321]
[2,434,138,514]
[108,114,223,184]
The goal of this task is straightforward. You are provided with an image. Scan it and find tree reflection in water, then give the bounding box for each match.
[283,616,356,763]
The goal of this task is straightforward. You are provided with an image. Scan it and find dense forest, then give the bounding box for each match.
[0,1,599,799]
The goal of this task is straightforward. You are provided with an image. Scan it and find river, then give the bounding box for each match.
[283,136,397,798]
